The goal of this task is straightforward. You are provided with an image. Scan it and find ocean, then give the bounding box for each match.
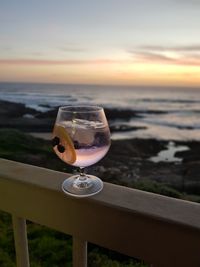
[0,82,200,141]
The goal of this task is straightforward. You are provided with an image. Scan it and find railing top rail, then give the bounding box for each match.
[0,158,200,230]
[1,158,200,267]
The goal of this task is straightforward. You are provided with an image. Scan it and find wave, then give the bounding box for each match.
[140,98,200,104]
[0,82,200,140]
[140,117,200,130]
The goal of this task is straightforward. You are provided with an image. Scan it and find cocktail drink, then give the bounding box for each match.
[52,105,111,197]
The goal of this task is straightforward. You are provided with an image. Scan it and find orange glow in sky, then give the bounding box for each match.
[1,0,200,87]
[0,58,200,87]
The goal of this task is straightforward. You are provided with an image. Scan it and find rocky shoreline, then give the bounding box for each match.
[0,99,161,132]
[0,99,200,201]
[95,138,200,197]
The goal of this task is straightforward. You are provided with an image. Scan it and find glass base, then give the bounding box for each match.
[62,174,103,197]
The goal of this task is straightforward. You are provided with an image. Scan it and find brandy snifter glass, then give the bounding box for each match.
[52,105,111,197]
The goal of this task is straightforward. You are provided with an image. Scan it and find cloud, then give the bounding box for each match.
[2,44,200,68]
[130,50,174,62]
[58,43,87,53]
[138,45,200,52]
[0,58,128,65]
[59,46,86,53]
[129,45,200,66]
[0,45,12,51]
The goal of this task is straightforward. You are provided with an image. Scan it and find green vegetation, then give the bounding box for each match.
[131,180,182,198]
[0,129,148,267]
[0,212,147,267]
[0,128,73,173]
[0,128,199,266]
[0,212,15,267]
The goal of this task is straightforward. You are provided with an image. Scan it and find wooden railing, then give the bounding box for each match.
[0,158,200,267]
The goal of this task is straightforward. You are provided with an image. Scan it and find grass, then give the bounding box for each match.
[0,211,148,267]
[0,128,149,267]
[1,128,199,266]
[0,128,73,173]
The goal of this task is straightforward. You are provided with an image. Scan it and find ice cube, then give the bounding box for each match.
[72,119,104,129]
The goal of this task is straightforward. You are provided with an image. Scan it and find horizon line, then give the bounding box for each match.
[0,80,200,90]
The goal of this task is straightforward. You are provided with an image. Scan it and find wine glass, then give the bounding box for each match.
[52,105,111,197]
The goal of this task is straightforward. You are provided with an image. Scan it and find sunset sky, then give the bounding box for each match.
[0,0,200,86]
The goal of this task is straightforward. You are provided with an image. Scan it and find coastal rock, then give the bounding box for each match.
[184,161,200,176]
[0,100,37,118]
[175,141,200,163]
[1,100,200,199]
[0,100,146,133]
[104,108,141,120]
[0,100,54,132]
[36,107,141,121]
[35,108,57,119]
[88,138,200,196]
[110,123,146,132]
[0,117,54,132]
[0,126,200,199]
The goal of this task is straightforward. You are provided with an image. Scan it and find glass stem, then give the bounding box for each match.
[72,167,91,189]
[79,167,86,181]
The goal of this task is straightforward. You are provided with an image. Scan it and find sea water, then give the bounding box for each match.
[0,82,200,141]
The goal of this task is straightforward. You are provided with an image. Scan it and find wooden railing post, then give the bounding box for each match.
[73,237,87,267]
[12,215,30,267]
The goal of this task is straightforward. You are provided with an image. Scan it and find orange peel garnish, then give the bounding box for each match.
[54,125,76,164]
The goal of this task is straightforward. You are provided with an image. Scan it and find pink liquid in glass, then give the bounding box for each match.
[53,119,110,167]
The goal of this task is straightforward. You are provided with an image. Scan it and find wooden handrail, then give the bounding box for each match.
[0,158,200,267]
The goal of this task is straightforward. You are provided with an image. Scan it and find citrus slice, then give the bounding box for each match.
[54,125,76,164]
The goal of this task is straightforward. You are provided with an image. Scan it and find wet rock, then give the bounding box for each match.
[183,161,200,180]
[0,100,37,118]
[175,141,200,163]
[104,108,141,120]
[110,124,146,132]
